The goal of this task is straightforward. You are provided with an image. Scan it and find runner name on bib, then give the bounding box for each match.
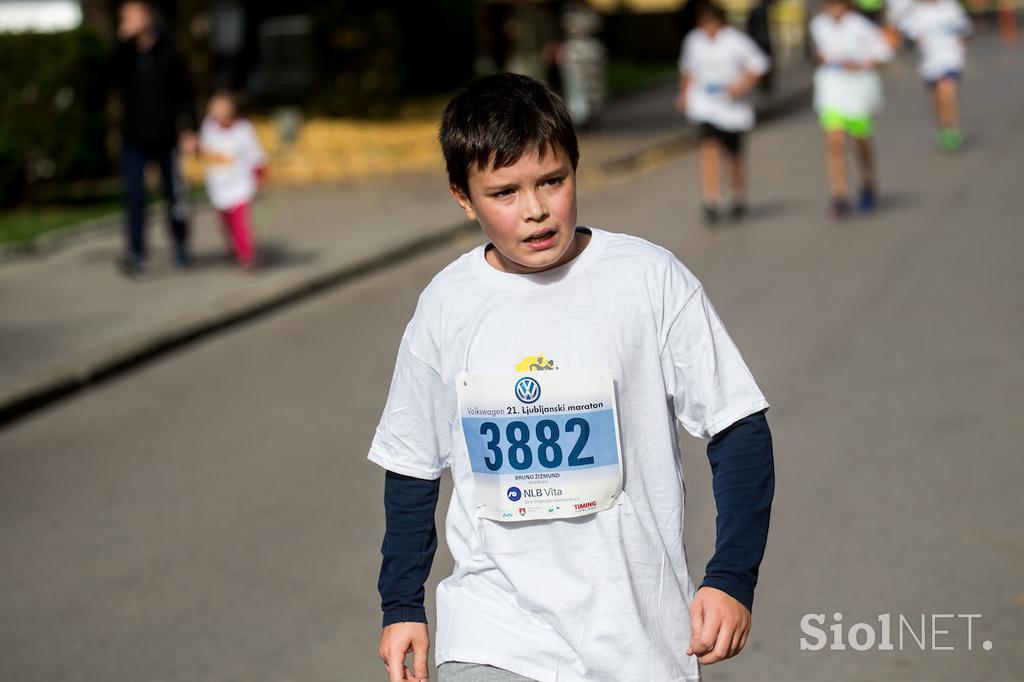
[456,369,623,522]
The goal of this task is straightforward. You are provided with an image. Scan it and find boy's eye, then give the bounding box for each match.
[543,176,565,187]
[492,189,514,198]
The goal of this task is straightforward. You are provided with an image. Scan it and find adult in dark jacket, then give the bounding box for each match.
[111,0,198,276]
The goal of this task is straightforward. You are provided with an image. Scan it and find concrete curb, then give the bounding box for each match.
[0,80,812,428]
[0,219,479,425]
[0,214,121,264]
[0,195,219,265]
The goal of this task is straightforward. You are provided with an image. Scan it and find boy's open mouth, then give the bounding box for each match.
[525,229,557,243]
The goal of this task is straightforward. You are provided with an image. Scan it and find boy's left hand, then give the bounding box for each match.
[726,81,747,99]
[687,586,751,664]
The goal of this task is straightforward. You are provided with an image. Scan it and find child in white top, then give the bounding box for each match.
[810,0,894,217]
[677,2,770,223]
[899,0,972,149]
[372,73,775,682]
[200,92,266,268]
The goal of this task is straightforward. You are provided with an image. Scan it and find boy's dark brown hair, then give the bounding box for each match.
[696,1,728,24]
[439,73,580,197]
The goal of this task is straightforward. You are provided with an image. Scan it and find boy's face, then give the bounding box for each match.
[698,15,723,36]
[209,96,235,126]
[450,145,579,274]
[825,0,849,19]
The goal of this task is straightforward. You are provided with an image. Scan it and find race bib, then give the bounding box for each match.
[456,369,623,522]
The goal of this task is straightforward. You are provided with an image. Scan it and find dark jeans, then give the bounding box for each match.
[120,144,189,262]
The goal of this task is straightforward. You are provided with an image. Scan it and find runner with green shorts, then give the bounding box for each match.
[810,0,894,217]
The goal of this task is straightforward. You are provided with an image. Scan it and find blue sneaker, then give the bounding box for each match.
[857,186,876,213]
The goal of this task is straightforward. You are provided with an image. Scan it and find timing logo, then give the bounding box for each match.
[515,376,541,404]
[507,486,522,501]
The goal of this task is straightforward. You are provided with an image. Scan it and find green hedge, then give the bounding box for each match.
[0,29,109,207]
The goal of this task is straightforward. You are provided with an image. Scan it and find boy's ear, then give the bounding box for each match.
[449,184,477,221]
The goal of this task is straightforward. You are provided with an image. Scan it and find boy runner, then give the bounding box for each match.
[370,73,775,682]
[899,0,972,150]
[676,2,770,224]
[810,0,895,217]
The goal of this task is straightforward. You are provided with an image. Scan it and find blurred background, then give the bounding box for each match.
[0,0,818,221]
[1,1,1022,681]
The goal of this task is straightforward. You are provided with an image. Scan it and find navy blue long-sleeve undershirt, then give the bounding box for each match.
[378,411,774,625]
[699,409,774,611]
[379,470,441,627]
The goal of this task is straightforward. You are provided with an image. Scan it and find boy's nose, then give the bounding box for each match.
[522,191,549,223]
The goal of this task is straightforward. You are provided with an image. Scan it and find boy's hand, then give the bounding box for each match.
[253,166,268,190]
[727,81,749,100]
[686,586,751,665]
[727,72,760,100]
[379,622,429,681]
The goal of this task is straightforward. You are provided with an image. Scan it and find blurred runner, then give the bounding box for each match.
[898,0,972,150]
[884,0,915,50]
[810,0,894,218]
[557,1,607,129]
[677,2,770,224]
[200,93,267,270]
[111,0,198,278]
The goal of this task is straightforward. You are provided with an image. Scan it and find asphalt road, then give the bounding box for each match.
[2,35,1021,682]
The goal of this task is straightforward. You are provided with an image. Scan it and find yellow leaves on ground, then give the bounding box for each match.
[182,117,441,187]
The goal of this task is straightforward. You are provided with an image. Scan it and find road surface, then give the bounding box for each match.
[1,34,1021,682]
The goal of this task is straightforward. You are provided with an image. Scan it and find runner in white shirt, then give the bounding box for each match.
[676,2,770,224]
[372,73,775,682]
[887,0,917,29]
[200,93,267,268]
[899,0,972,150]
[810,0,894,217]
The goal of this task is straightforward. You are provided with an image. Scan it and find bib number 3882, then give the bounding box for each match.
[478,417,592,471]
[456,369,623,522]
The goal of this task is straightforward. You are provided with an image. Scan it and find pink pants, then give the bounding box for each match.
[219,202,255,265]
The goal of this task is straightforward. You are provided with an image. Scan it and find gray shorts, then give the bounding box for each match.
[437,661,538,682]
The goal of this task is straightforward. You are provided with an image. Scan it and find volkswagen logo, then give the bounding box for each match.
[514,377,541,404]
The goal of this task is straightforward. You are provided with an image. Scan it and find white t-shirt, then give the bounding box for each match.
[678,26,770,132]
[899,0,970,80]
[368,228,769,682]
[887,0,916,26]
[810,12,893,117]
[200,117,266,210]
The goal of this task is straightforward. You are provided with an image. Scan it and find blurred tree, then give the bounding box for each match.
[0,29,109,207]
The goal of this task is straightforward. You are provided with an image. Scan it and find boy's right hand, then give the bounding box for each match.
[379,622,430,681]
